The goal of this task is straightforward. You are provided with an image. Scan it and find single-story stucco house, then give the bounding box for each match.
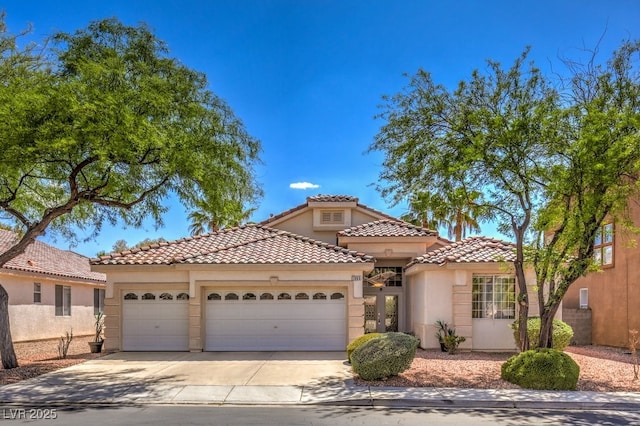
[0,229,107,342]
[91,195,540,352]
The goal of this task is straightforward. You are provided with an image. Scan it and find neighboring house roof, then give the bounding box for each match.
[93,224,374,266]
[338,219,437,238]
[259,194,399,225]
[407,236,516,267]
[0,229,106,282]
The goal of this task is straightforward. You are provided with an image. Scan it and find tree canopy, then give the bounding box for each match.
[370,41,640,350]
[0,16,262,368]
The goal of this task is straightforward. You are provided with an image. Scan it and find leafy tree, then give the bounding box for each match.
[96,237,169,256]
[370,49,561,351]
[401,189,489,241]
[532,41,640,348]
[370,41,640,351]
[0,17,262,368]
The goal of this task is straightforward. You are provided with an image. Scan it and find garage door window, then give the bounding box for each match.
[159,293,173,300]
[295,292,309,300]
[313,292,327,300]
[243,292,257,300]
[278,292,292,300]
[225,293,239,301]
[208,293,221,300]
[260,293,274,300]
[142,293,155,300]
[331,292,345,300]
[177,293,189,300]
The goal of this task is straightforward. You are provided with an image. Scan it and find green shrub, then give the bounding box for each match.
[351,332,419,381]
[501,348,580,390]
[346,333,383,363]
[511,318,574,350]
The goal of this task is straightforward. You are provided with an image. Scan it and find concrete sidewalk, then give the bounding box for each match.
[1,352,639,410]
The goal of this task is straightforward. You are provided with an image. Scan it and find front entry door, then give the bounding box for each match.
[364,294,399,333]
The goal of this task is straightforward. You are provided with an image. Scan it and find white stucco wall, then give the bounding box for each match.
[407,264,540,351]
[3,273,103,341]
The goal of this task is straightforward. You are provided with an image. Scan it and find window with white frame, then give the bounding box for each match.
[33,283,41,304]
[94,288,105,315]
[593,223,614,266]
[472,275,515,319]
[55,285,71,316]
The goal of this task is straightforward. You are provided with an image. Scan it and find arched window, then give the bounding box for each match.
[312,292,327,300]
[176,293,189,300]
[124,292,138,300]
[260,293,274,300]
[330,292,345,300]
[159,292,173,300]
[207,293,222,301]
[277,292,291,300]
[225,293,239,301]
[295,292,309,300]
[243,292,257,300]
[142,293,155,300]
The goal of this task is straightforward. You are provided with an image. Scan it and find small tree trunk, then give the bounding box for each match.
[538,304,560,349]
[0,284,19,369]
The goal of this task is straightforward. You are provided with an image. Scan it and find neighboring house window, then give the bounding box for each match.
[472,275,515,319]
[594,223,614,266]
[33,283,41,304]
[55,285,71,316]
[94,288,105,315]
[320,210,344,224]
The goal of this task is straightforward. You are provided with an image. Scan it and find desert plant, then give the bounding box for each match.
[510,318,574,351]
[57,329,73,359]
[94,312,105,343]
[501,348,580,390]
[351,332,419,381]
[443,334,466,355]
[435,320,465,353]
[346,332,383,363]
[630,329,639,381]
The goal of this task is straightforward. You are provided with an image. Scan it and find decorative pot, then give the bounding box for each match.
[88,341,104,353]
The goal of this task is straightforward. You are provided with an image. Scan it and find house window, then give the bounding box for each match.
[33,283,41,304]
[55,285,71,316]
[594,223,614,266]
[94,288,105,315]
[320,210,344,224]
[472,275,515,319]
[367,266,403,287]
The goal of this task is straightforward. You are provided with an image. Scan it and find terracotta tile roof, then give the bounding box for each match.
[260,194,399,225]
[407,237,516,267]
[0,230,106,282]
[307,195,359,203]
[339,220,437,237]
[93,225,373,266]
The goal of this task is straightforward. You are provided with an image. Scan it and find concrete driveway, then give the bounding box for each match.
[0,351,363,405]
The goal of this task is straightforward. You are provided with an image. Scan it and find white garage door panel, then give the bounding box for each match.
[122,298,189,351]
[205,293,347,351]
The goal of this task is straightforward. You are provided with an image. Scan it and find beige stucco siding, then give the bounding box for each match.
[3,273,102,341]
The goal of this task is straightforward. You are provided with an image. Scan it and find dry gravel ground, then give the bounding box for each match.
[2,340,639,392]
[355,346,640,392]
[0,335,107,385]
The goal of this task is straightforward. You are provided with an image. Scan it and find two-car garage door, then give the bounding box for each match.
[122,288,347,351]
[206,289,347,351]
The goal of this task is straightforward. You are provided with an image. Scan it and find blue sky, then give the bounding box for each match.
[3,1,640,257]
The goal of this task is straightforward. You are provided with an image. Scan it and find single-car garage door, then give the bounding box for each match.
[122,291,189,351]
[205,289,346,351]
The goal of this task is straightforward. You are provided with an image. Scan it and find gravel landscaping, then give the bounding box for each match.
[0,335,108,385]
[2,339,639,392]
[354,346,640,392]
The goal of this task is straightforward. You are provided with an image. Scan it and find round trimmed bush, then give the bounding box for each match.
[351,332,419,381]
[501,348,580,390]
[511,318,574,350]
[346,333,383,363]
